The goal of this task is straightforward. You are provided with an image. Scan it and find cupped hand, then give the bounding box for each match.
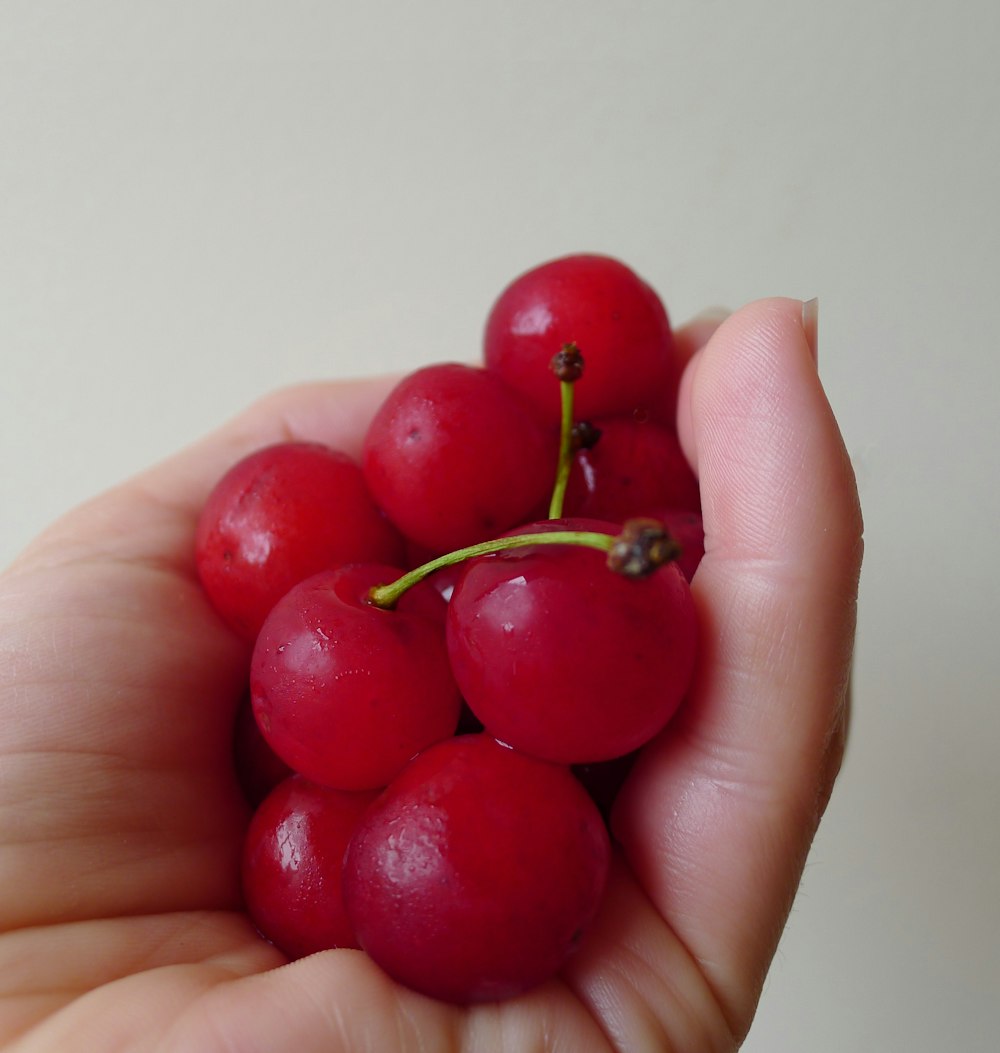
[0,298,862,1052]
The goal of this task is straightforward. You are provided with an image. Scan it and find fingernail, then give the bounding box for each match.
[801,298,819,364]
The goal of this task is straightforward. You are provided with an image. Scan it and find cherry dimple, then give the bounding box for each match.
[484,253,679,424]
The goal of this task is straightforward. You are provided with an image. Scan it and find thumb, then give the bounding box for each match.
[614,297,863,1034]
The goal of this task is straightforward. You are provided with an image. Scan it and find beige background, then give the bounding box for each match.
[2,2,998,1049]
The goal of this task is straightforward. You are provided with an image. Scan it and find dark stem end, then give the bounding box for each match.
[571,420,602,451]
[548,344,586,519]
[550,343,585,383]
[606,518,683,578]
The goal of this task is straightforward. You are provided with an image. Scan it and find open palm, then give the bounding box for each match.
[0,298,861,1052]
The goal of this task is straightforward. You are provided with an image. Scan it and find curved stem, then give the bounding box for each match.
[368,530,615,609]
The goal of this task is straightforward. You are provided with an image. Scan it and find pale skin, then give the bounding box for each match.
[0,297,862,1052]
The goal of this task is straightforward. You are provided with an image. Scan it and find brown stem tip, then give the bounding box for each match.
[551,343,585,383]
[571,420,602,451]
[606,518,682,578]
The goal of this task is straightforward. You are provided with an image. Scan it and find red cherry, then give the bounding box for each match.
[196,442,404,639]
[342,734,610,1004]
[199,252,710,1006]
[564,415,701,522]
[242,775,377,957]
[250,563,461,790]
[484,254,678,425]
[362,363,556,553]
[446,525,698,764]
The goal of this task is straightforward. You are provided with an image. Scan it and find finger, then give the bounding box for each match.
[613,297,863,1035]
[152,949,610,1053]
[0,377,398,928]
[673,307,730,374]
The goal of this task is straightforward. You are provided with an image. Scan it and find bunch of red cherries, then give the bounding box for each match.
[195,254,705,1005]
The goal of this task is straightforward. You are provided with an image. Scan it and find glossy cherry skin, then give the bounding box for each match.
[242,775,377,958]
[342,734,610,1004]
[250,563,461,790]
[446,527,698,764]
[362,363,556,554]
[564,415,701,522]
[196,442,404,640]
[484,253,678,426]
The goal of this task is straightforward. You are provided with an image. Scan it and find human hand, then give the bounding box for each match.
[0,297,861,1052]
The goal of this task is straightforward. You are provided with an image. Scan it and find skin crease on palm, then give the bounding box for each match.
[0,297,862,1053]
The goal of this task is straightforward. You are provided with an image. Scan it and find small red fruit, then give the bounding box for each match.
[363,363,555,553]
[343,735,610,1004]
[446,523,698,764]
[242,775,377,957]
[196,442,404,639]
[564,415,701,522]
[484,253,678,425]
[250,563,461,790]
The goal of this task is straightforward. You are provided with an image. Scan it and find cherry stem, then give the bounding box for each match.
[548,343,584,520]
[368,518,680,610]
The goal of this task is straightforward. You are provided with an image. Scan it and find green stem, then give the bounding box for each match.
[548,377,576,519]
[368,530,615,609]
